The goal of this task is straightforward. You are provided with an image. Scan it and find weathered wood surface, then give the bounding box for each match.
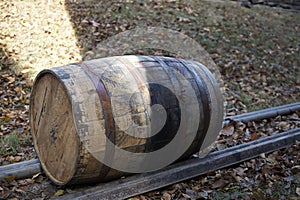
[30,73,79,185]
[0,159,41,180]
[1,101,299,181]
[1,102,299,181]
[30,55,224,185]
[235,0,300,9]
[225,102,300,123]
[55,128,300,200]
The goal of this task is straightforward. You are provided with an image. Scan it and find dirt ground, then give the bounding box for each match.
[0,0,299,199]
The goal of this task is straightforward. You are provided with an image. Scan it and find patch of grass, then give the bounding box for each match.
[208,181,299,199]
[21,133,32,146]
[0,133,21,155]
[210,187,250,200]
[258,182,299,199]
[1,0,298,113]
[238,92,253,106]
[271,184,298,198]
[0,132,31,156]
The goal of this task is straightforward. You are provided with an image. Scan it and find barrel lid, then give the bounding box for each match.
[30,71,79,185]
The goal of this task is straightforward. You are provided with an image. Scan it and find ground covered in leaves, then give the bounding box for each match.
[0,0,299,199]
[0,71,33,166]
[133,113,300,199]
[135,144,300,199]
[0,112,299,199]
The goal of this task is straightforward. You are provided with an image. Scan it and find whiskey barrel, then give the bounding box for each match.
[30,55,224,185]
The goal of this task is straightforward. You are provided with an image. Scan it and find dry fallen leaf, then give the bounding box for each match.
[162,192,171,200]
[211,179,226,189]
[220,126,234,136]
[32,172,41,179]
[251,132,258,141]
[1,0,300,199]
[181,193,191,199]
[251,188,266,199]
[5,76,15,84]
[54,189,65,197]
[4,176,15,182]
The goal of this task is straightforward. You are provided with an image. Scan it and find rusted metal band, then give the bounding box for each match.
[150,56,204,156]
[119,56,181,152]
[80,63,115,179]
[153,56,210,133]
[176,58,211,151]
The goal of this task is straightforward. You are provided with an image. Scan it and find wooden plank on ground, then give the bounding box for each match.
[0,159,41,180]
[226,102,300,123]
[0,102,299,182]
[55,128,300,200]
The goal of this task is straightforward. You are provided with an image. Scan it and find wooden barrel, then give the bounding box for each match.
[30,55,224,185]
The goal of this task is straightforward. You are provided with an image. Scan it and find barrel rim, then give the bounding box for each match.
[30,69,80,185]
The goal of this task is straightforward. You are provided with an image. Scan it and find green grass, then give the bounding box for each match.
[208,181,299,199]
[0,0,298,113]
[75,0,298,112]
[0,133,21,155]
[0,132,32,155]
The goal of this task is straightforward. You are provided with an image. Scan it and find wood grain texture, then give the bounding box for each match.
[55,128,300,200]
[3,102,299,181]
[30,55,224,185]
[30,72,79,184]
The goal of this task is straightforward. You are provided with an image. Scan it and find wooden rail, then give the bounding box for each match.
[225,102,300,123]
[0,102,299,199]
[0,158,41,180]
[0,102,299,181]
[56,128,300,200]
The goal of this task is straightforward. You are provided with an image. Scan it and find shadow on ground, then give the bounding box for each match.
[0,45,17,71]
[64,0,300,113]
